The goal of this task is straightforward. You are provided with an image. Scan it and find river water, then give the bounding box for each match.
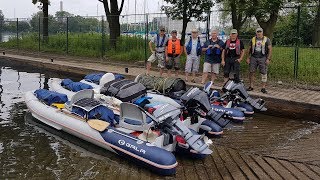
[0,59,319,179]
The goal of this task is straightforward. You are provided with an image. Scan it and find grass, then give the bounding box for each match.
[0,33,319,85]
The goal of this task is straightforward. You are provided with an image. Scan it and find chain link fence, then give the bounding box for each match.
[0,6,319,85]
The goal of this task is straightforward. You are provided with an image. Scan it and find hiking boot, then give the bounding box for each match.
[261,88,268,94]
[247,87,254,91]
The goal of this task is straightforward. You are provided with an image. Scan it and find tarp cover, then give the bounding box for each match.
[61,79,93,92]
[34,89,68,105]
[84,73,105,84]
[135,75,186,96]
[72,105,116,125]
[84,73,125,84]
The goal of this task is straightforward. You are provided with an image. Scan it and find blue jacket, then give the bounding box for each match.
[186,37,201,56]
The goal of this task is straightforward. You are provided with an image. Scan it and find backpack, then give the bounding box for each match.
[100,79,147,102]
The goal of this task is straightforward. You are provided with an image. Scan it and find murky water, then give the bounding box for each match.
[0,59,319,179]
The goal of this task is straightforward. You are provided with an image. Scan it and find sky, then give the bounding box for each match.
[0,0,165,19]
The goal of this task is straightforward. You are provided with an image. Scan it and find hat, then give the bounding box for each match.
[160,27,165,31]
[191,29,198,33]
[230,29,238,34]
[256,27,263,33]
[171,29,177,33]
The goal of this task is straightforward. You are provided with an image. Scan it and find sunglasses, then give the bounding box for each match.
[257,31,262,33]
[160,30,165,32]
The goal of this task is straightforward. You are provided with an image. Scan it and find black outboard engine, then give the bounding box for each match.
[223,80,267,111]
[180,87,230,128]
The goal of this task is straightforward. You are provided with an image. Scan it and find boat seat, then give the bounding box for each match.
[65,89,94,111]
[73,98,102,112]
[119,102,153,131]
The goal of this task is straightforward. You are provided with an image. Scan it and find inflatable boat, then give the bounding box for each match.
[75,73,245,122]
[50,77,225,136]
[25,89,214,175]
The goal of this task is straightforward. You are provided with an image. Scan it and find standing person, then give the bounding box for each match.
[221,29,245,83]
[146,27,168,76]
[165,30,183,77]
[201,30,225,84]
[246,27,272,94]
[184,29,202,83]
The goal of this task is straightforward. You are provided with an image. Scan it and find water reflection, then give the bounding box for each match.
[0,59,319,179]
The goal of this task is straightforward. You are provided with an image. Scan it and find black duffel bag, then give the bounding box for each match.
[100,79,147,102]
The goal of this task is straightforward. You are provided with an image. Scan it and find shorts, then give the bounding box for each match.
[250,56,267,74]
[203,62,220,74]
[147,52,165,68]
[166,56,180,70]
[224,57,240,82]
[185,55,200,73]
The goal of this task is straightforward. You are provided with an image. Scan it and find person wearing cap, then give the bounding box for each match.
[146,27,168,76]
[184,29,202,83]
[221,29,245,83]
[201,29,225,84]
[246,27,272,94]
[165,30,183,77]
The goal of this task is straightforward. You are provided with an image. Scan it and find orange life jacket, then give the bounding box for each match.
[167,38,181,55]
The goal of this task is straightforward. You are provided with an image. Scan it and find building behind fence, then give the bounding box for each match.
[0,6,319,85]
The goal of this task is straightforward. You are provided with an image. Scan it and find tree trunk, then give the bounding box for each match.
[101,0,124,49]
[42,1,49,42]
[107,15,120,49]
[256,11,279,41]
[181,0,188,45]
[312,0,320,46]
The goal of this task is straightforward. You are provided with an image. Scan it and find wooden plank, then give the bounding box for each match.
[211,146,233,180]
[240,154,271,180]
[227,149,258,180]
[263,157,297,180]
[193,161,211,180]
[292,163,320,180]
[278,160,310,180]
[202,152,223,180]
[216,146,246,180]
[308,165,320,176]
[252,156,282,180]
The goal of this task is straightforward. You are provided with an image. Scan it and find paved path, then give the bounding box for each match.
[1,52,320,179]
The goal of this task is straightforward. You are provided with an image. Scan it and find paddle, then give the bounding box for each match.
[87,119,110,132]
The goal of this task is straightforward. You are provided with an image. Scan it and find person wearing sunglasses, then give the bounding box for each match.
[246,27,272,94]
[146,27,168,76]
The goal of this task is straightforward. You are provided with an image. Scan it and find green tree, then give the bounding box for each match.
[273,7,314,45]
[99,0,125,49]
[251,0,285,40]
[0,10,4,41]
[162,0,213,44]
[217,0,254,33]
[32,0,49,41]
[313,0,320,46]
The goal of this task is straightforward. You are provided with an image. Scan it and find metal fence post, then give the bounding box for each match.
[294,5,301,80]
[66,17,69,54]
[38,16,41,52]
[145,14,149,68]
[101,16,106,58]
[206,11,211,40]
[0,18,3,43]
[16,18,19,50]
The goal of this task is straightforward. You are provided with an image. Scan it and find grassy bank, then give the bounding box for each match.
[0,33,319,85]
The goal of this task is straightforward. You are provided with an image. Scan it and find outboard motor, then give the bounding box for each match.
[152,104,212,155]
[180,87,230,128]
[223,80,267,111]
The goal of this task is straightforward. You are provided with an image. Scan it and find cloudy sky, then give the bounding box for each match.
[0,0,165,18]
